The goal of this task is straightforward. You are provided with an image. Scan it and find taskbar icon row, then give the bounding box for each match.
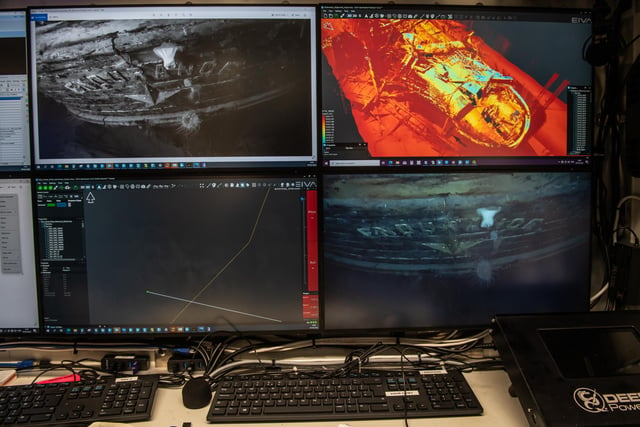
[44,325,215,335]
[323,156,591,168]
[35,162,210,171]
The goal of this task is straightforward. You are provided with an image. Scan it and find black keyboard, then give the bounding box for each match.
[0,375,159,425]
[207,369,483,423]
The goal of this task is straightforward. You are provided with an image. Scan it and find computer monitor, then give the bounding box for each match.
[0,10,31,172]
[29,5,317,171]
[34,174,318,336]
[322,171,592,333]
[320,5,592,169]
[0,177,39,334]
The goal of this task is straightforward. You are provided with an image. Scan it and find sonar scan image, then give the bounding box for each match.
[321,18,589,158]
[33,18,313,160]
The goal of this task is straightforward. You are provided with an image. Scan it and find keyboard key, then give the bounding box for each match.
[263,405,334,414]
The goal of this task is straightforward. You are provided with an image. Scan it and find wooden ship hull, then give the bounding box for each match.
[323,173,589,280]
[35,18,307,132]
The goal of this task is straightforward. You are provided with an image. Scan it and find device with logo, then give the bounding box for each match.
[492,312,640,427]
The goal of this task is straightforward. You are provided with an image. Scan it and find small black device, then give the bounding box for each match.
[182,377,212,409]
[101,354,150,373]
[168,354,206,373]
[492,311,640,427]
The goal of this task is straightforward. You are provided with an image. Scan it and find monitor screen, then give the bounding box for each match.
[29,5,318,171]
[0,177,39,334]
[34,174,319,335]
[322,171,592,332]
[320,5,592,169]
[0,10,31,172]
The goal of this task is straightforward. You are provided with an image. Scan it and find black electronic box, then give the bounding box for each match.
[492,311,640,427]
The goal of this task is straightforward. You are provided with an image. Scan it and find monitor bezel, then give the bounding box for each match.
[318,167,594,336]
[319,3,594,171]
[0,175,40,336]
[32,170,321,338]
[0,9,32,173]
[27,4,320,172]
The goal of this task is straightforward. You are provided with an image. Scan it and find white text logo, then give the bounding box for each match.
[573,388,608,413]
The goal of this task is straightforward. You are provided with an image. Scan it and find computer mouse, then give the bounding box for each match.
[182,377,212,409]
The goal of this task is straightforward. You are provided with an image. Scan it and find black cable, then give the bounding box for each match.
[395,345,413,427]
[325,342,388,378]
[595,93,617,309]
[614,226,640,246]
[27,365,79,384]
[17,359,101,384]
[158,373,187,388]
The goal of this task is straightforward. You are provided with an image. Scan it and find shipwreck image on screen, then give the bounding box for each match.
[32,17,313,163]
[322,172,592,330]
[321,15,592,160]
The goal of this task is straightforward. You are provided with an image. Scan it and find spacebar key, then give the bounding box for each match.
[263,405,334,415]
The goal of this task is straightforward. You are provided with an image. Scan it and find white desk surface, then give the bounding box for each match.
[99,370,530,427]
